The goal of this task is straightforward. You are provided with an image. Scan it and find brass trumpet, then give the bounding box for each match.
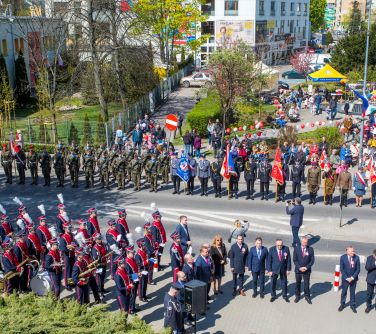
[87,251,114,269]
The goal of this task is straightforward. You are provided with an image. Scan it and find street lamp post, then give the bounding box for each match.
[358,2,372,167]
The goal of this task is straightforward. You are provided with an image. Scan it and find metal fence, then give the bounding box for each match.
[1,66,190,146]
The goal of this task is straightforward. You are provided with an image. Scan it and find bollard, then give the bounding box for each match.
[333,264,340,292]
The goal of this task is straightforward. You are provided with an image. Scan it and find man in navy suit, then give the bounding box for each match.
[365,249,376,313]
[175,215,191,254]
[182,253,195,282]
[267,238,291,302]
[195,246,213,300]
[230,235,249,297]
[339,246,360,313]
[293,236,315,304]
[286,197,304,247]
[248,237,268,298]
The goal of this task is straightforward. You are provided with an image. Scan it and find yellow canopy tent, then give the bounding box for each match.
[307,64,347,83]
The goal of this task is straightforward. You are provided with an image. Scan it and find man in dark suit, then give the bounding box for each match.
[182,253,196,282]
[286,197,304,247]
[267,238,291,302]
[195,246,213,301]
[293,236,315,304]
[230,235,249,297]
[365,249,376,313]
[339,246,360,313]
[248,237,268,298]
[175,215,191,254]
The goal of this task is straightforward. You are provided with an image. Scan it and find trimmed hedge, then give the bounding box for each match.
[297,126,344,150]
[186,94,222,136]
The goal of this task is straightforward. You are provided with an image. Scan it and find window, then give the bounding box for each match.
[270,1,275,16]
[14,38,25,54]
[289,20,294,33]
[224,0,238,16]
[290,2,294,15]
[202,0,215,16]
[297,3,301,15]
[2,39,8,56]
[280,20,285,34]
[14,38,19,53]
[20,38,24,52]
[303,26,306,38]
[281,2,286,16]
[201,21,214,35]
[259,1,265,15]
[304,3,308,15]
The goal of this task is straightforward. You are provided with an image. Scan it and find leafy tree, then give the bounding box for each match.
[68,122,79,145]
[14,51,30,105]
[0,54,8,81]
[96,114,106,145]
[310,0,327,32]
[81,114,93,146]
[208,43,267,137]
[0,293,166,333]
[290,52,314,82]
[347,1,363,35]
[326,31,334,44]
[82,63,98,105]
[331,23,376,73]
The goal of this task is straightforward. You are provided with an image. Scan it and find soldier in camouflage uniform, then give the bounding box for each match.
[158,151,170,184]
[83,148,95,188]
[141,147,151,183]
[54,147,65,187]
[39,148,51,186]
[1,143,13,184]
[145,153,160,192]
[130,153,142,191]
[114,152,126,190]
[125,148,134,183]
[27,145,39,185]
[67,149,80,188]
[98,150,110,189]
[109,146,118,182]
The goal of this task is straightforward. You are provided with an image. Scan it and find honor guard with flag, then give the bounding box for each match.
[271,147,287,202]
[198,153,210,196]
[1,143,13,184]
[290,161,305,199]
[116,208,130,245]
[170,152,181,194]
[27,145,39,185]
[91,233,108,295]
[150,203,167,269]
[56,194,69,235]
[87,207,101,237]
[125,245,141,314]
[322,163,336,205]
[15,145,27,185]
[336,162,352,207]
[307,161,321,204]
[59,223,77,289]
[170,232,184,283]
[244,155,257,200]
[210,155,222,198]
[1,237,20,294]
[258,158,272,201]
[135,238,150,302]
[72,248,90,305]
[186,152,197,195]
[45,238,62,298]
[176,151,190,193]
[221,145,238,199]
[229,150,241,199]
[114,257,133,312]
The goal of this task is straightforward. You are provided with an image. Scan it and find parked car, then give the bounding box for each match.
[281,70,306,79]
[180,72,212,88]
[278,80,290,90]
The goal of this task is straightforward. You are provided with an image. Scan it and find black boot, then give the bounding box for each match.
[309,193,313,204]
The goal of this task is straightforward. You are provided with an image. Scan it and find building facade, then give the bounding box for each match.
[199,0,310,66]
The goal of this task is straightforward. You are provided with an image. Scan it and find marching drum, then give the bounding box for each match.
[30,271,52,296]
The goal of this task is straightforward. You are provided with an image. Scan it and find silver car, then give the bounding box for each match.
[180,72,212,88]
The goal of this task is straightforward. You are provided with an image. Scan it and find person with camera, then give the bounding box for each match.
[286,197,304,248]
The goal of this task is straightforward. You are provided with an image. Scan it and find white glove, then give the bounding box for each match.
[116,234,122,242]
[16,219,25,230]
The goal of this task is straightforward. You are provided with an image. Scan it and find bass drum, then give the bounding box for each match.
[30,271,52,296]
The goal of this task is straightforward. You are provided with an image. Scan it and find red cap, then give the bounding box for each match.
[38,216,46,221]
[57,204,65,210]
[87,207,96,214]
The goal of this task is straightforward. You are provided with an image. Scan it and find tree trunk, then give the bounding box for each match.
[86,0,108,121]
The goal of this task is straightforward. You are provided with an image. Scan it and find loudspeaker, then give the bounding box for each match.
[184,279,207,314]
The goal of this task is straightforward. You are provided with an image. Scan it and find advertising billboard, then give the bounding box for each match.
[216,20,254,47]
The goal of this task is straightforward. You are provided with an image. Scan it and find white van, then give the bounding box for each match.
[310,54,331,65]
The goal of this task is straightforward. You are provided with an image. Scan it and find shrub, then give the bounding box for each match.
[298,126,343,149]
[186,94,222,136]
[0,293,166,334]
[81,114,93,146]
[277,125,298,145]
[68,122,79,145]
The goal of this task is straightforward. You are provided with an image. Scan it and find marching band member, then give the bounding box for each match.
[135,238,150,302]
[1,237,20,294]
[170,232,184,283]
[83,244,102,304]
[14,229,30,292]
[125,245,141,314]
[92,233,108,295]
[106,218,125,279]
[56,195,70,236]
[45,238,62,298]
[114,257,133,312]
[143,223,157,285]
[72,248,90,305]
[14,197,33,231]
[75,219,91,247]
[116,208,130,245]
[59,223,77,290]
[150,205,166,270]
[87,208,101,237]
[0,204,13,240]
[26,224,43,262]
[36,215,53,269]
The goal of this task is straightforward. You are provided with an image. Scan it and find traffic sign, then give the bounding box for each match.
[165,114,178,131]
